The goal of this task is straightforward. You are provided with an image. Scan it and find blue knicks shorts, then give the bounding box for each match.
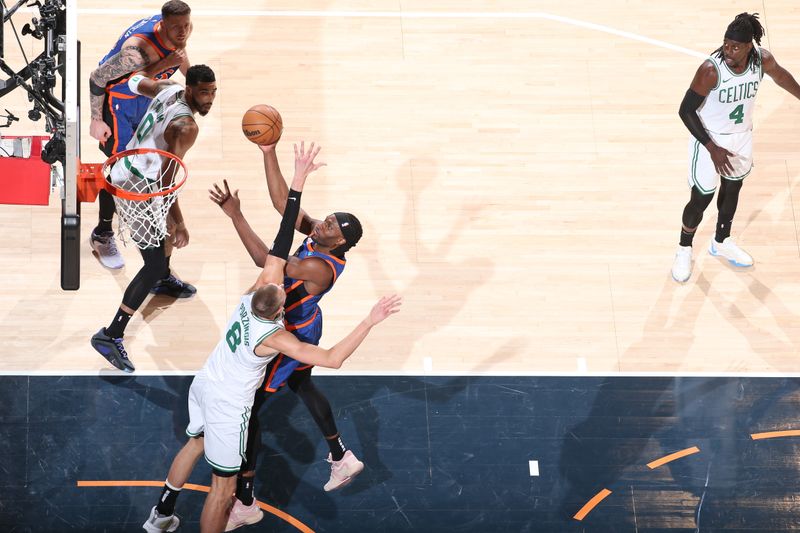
[101,90,151,156]
[263,312,323,392]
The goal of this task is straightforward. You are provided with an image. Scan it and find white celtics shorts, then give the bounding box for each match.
[186,375,252,474]
[687,130,753,195]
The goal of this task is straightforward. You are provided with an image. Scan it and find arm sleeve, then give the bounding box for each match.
[268,189,302,260]
[678,89,711,146]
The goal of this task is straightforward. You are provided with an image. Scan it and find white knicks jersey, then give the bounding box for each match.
[698,48,763,134]
[198,293,283,404]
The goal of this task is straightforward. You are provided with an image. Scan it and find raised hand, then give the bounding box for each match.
[291,141,326,190]
[208,179,241,218]
[367,294,403,327]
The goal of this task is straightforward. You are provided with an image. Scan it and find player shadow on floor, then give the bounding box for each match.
[698,271,800,371]
[251,338,522,520]
[556,274,712,529]
[557,271,800,530]
[98,374,192,443]
[364,157,495,367]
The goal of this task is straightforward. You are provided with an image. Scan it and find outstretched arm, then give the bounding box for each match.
[127,74,179,99]
[249,141,324,291]
[257,295,402,367]
[259,143,321,235]
[209,180,270,267]
[762,48,800,100]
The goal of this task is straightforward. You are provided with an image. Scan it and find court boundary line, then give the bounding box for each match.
[68,8,706,59]
[6,370,800,377]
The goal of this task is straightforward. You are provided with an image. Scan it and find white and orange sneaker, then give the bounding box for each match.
[225,498,263,531]
[324,450,364,492]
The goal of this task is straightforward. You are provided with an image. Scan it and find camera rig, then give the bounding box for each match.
[0,0,67,164]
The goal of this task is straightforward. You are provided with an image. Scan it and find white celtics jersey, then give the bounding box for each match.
[111,83,193,186]
[199,293,283,404]
[698,49,763,134]
[128,83,193,151]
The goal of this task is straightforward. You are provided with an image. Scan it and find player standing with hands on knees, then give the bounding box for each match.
[88,0,192,270]
[671,12,800,282]
[141,141,401,533]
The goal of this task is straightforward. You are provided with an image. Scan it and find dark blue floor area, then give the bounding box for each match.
[2,375,800,532]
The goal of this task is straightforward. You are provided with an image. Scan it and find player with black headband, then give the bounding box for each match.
[671,12,800,282]
[143,142,400,533]
[209,142,366,530]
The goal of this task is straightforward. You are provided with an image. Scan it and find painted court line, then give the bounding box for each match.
[73,8,704,59]
[646,446,700,469]
[9,370,800,377]
[573,488,612,521]
[77,480,314,532]
[751,429,800,440]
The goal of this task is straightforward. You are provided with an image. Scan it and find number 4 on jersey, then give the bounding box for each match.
[729,104,744,124]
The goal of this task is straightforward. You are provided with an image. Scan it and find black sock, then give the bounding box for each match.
[105,308,132,339]
[163,256,171,280]
[95,218,113,234]
[236,475,255,506]
[715,220,732,243]
[326,434,347,462]
[155,482,181,516]
[679,228,695,247]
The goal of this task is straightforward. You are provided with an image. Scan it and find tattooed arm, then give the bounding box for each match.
[88,40,151,142]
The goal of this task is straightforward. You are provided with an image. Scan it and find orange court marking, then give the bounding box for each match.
[751,429,800,440]
[573,488,612,521]
[646,446,700,469]
[76,480,314,533]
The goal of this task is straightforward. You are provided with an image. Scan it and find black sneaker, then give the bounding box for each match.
[150,274,197,298]
[91,328,135,372]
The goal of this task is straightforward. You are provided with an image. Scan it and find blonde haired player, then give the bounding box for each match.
[90,65,217,372]
[672,12,800,282]
[142,142,401,533]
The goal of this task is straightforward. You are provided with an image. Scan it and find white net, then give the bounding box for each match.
[104,150,187,250]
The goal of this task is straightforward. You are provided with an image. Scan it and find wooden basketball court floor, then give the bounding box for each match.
[3,1,800,531]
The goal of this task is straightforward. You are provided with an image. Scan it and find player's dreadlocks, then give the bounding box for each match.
[713,12,765,73]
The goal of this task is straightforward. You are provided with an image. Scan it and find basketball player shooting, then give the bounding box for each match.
[142,142,401,533]
[90,65,217,373]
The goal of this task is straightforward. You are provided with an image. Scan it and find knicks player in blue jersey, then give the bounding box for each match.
[209,141,364,530]
[87,1,192,282]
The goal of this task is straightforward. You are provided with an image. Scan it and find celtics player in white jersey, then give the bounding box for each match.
[142,142,402,533]
[91,65,217,372]
[672,13,800,282]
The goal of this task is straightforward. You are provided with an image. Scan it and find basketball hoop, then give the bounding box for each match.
[79,148,188,250]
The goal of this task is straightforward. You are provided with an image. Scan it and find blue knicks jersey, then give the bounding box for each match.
[101,15,178,97]
[283,238,346,333]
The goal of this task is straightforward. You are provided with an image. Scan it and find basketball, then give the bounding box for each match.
[241,105,283,145]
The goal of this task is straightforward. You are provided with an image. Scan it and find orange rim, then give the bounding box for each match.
[101,148,188,202]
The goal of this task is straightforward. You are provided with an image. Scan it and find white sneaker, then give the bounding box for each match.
[142,506,180,532]
[90,230,125,269]
[708,237,753,267]
[671,245,692,282]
